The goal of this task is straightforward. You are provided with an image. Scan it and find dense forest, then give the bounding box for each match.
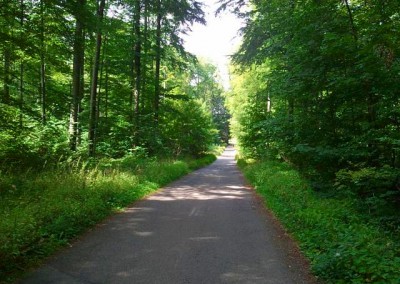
[227,0,400,217]
[0,1,229,281]
[2,0,400,282]
[224,0,400,282]
[0,0,229,166]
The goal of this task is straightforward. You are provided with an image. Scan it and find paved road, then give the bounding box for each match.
[21,147,314,284]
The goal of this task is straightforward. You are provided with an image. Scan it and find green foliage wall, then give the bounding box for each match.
[227,0,400,209]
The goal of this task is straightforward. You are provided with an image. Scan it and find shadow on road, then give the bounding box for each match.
[21,147,314,284]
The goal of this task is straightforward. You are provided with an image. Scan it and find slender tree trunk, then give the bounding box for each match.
[287,1,295,127]
[133,0,141,143]
[69,0,86,151]
[129,50,134,124]
[19,60,23,128]
[88,0,105,157]
[97,36,107,124]
[3,48,11,104]
[129,21,135,125]
[77,57,85,146]
[19,0,24,129]
[343,0,358,41]
[328,91,338,144]
[154,0,162,125]
[105,61,109,118]
[40,0,46,124]
[288,98,294,122]
[2,0,12,105]
[343,1,376,131]
[141,0,148,112]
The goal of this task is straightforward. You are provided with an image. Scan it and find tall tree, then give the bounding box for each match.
[154,0,162,126]
[39,0,46,125]
[19,0,25,128]
[133,0,142,136]
[88,0,106,157]
[2,1,13,105]
[69,0,86,151]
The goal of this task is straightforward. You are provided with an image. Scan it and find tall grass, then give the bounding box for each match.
[0,154,216,283]
[239,159,400,283]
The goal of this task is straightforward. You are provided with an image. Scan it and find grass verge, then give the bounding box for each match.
[238,159,400,284]
[0,153,217,283]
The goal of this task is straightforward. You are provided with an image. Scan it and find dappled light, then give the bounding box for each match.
[149,190,246,201]
[218,147,237,159]
[20,147,304,283]
[221,263,280,283]
[149,186,248,201]
[134,231,153,237]
[189,236,220,241]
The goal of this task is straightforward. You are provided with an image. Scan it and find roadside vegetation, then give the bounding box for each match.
[0,147,222,283]
[222,0,400,282]
[238,158,400,283]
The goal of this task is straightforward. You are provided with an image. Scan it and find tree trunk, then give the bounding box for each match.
[3,48,11,105]
[69,0,86,151]
[133,0,141,143]
[288,98,294,123]
[19,59,24,128]
[129,48,134,124]
[105,61,109,118]
[19,0,24,129]
[154,0,162,125]
[141,0,148,111]
[343,0,358,41]
[77,57,85,146]
[88,0,105,157]
[40,0,46,125]
[97,36,107,124]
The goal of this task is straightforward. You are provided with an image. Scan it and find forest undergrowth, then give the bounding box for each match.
[238,158,400,284]
[0,147,221,283]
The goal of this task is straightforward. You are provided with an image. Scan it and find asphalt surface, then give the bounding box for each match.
[21,147,314,284]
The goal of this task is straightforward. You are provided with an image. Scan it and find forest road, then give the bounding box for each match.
[21,146,316,284]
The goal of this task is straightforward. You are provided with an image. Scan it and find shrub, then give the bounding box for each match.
[239,159,400,283]
[335,166,399,199]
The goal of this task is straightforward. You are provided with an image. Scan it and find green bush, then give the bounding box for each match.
[335,166,399,198]
[335,166,400,225]
[186,154,217,170]
[239,159,400,283]
[161,99,218,157]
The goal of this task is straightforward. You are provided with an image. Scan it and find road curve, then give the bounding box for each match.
[21,147,314,284]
